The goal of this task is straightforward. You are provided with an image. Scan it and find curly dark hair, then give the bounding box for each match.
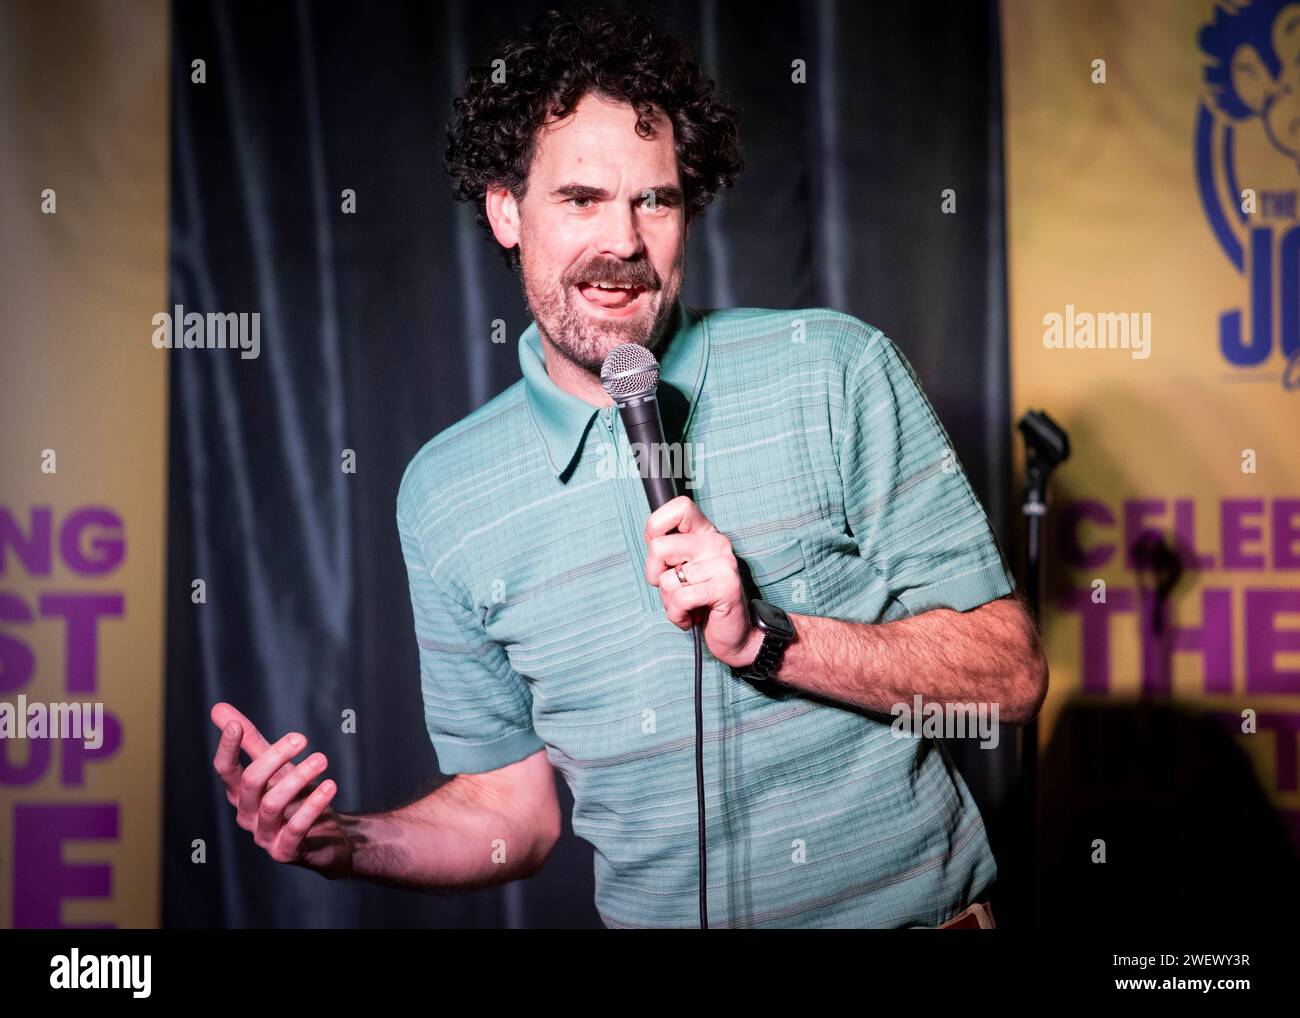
[443,4,744,273]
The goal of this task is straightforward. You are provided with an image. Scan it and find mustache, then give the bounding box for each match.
[567,262,659,288]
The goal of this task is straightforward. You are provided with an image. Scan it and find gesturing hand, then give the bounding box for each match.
[210,702,352,879]
[643,495,762,669]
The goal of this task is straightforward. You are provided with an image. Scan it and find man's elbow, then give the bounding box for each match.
[983,595,1048,725]
[1007,637,1048,725]
[517,805,563,879]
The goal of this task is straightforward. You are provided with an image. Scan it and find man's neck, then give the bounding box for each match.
[538,334,614,408]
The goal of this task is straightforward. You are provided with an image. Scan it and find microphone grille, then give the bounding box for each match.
[600,343,660,402]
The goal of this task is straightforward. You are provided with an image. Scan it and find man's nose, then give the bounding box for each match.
[593,200,643,260]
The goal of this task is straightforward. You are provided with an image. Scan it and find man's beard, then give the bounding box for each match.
[520,261,677,375]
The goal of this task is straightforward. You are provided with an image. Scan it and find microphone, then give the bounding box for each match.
[600,343,679,509]
[601,341,709,930]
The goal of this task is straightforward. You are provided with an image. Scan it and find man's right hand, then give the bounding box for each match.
[210,702,352,879]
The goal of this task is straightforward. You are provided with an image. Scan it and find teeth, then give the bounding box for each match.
[587,282,639,290]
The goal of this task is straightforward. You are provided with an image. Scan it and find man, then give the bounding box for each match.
[211,6,1046,928]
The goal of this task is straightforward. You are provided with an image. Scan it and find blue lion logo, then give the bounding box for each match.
[1201,0,1300,165]
[1197,0,1300,383]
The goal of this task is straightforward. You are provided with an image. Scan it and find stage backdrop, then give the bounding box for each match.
[0,0,170,927]
[1003,0,1300,918]
[163,0,1015,928]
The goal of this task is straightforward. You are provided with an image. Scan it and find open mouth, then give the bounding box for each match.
[575,281,648,312]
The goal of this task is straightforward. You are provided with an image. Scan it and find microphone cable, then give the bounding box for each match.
[599,342,708,929]
[692,618,707,929]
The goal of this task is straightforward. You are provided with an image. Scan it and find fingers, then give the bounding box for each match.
[658,551,727,593]
[255,752,328,844]
[654,543,743,629]
[662,577,734,629]
[210,702,271,756]
[665,582,717,629]
[273,780,338,863]
[238,731,306,818]
[210,706,341,867]
[645,530,732,586]
[212,720,246,799]
[211,703,297,789]
[644,533,693,585]
[644,495,713,541]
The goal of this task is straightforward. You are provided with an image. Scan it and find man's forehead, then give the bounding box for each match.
[534,93,676,170]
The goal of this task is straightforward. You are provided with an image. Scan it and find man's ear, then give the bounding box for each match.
[485,185,521,254]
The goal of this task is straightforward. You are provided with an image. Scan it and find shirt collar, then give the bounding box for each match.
[519,298,709,479]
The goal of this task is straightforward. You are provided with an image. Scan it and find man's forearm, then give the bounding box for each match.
[337,776,553,893]
[762,593,1048,724]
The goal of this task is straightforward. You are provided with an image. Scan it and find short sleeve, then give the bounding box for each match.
[397,507,545,774]
[833,327,1016,616]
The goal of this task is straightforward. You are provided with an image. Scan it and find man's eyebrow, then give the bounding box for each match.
[549,183,684,203]
[642,184,684,204]
[550,184,611,200]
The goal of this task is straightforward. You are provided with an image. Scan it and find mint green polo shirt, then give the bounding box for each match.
[396,299,1016,928]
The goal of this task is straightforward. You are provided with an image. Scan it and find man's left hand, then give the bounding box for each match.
[644,495,762,669]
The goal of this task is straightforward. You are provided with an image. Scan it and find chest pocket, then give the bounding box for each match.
[739,538,810,614]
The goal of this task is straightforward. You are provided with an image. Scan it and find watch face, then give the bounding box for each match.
[752,599,795,639]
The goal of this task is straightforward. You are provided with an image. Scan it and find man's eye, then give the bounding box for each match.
[640,194,677,213]
[568,196,594,209]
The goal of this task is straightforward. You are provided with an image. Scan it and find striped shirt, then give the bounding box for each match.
[396,299,1015,927]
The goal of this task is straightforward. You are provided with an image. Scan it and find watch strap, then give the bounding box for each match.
[744,630,786,682]
[735,603,792,683]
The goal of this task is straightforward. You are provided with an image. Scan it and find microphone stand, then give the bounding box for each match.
[1015,409,1069,929]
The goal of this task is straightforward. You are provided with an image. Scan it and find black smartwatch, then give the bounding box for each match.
[734,599,796,683]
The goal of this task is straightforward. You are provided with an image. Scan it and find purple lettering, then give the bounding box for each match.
[12,803,118,927]
[1275,499,1300,569]
[38,593,123,694]
[59,507,125,576]
[1125,500,1166,570]
[0,735,52,785]
[60,709,123,785]
[1061,499,1115,569]
[1246,589,1300,694]
[1222,499,1266,570]
[0,506,53,577]
[1174,499,1215,570]
[0,592,35,693]
[1140,587,1233,695]
[1058,585,1136,693]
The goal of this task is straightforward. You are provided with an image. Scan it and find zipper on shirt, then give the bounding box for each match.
[602,405,657,615]
[608,405,727,912]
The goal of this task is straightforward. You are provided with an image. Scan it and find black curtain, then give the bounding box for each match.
[163,0,1012,928]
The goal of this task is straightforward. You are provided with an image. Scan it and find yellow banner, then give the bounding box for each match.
[1003,0,1300,843]
[0,0,170,926]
